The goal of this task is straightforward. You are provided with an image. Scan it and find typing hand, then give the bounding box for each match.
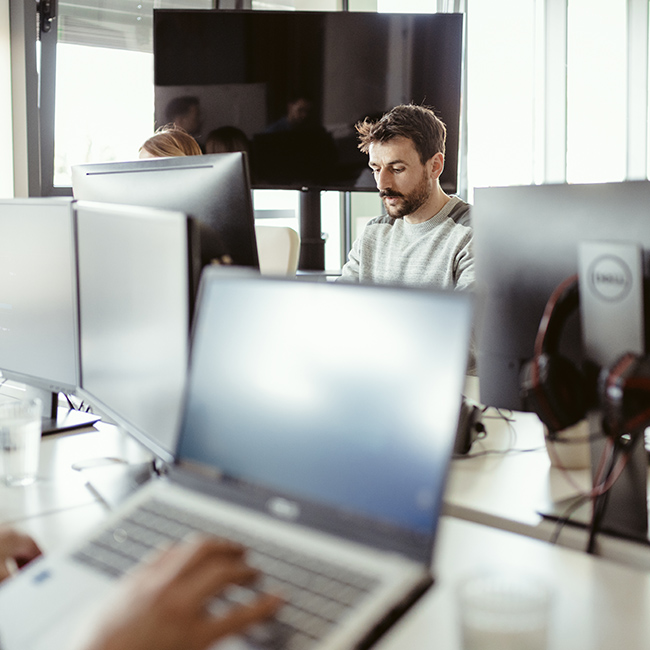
[78,536,283,650]
[0,526,42,581]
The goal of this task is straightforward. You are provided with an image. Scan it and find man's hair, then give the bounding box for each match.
[355,104,447,164]
[140,124,202,158]
[165,95,199,123]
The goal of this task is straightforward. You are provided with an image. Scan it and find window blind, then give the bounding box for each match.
[57,1,215,52]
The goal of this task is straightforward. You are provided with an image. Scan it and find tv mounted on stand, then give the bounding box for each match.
[153,9,465,271]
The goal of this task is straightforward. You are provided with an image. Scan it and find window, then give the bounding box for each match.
[52,1,215,188]
[25,1,650,258]
[465,0,537,191]
[566,0,627,184]
[54,45,154,186]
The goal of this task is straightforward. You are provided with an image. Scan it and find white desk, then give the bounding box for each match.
[4,425,650,648]
[377,515,650,650]
[446,378,650,569]
[0,422,152,552]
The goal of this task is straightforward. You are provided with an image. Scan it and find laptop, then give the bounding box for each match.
[0,269,473,650]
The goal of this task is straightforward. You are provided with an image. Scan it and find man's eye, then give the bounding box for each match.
[393,167,405,174]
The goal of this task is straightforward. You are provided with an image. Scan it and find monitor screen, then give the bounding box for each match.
[71,152,259,269]
[473,181,650,412]
[177,270,472,551]
[75,201,191,462]
[0,199,78,395]
[153,10,464,194]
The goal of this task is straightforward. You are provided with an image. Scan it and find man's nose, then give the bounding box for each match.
[375,168,390,190]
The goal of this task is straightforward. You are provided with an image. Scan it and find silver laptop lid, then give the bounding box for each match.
[174,269,473,564]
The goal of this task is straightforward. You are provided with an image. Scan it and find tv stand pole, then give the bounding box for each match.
[298,188,325,271]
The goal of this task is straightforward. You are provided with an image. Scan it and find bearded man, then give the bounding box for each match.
[338,104,474,290]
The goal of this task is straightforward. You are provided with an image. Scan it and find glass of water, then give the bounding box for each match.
[458,569,553,650]
[0,398,42,486]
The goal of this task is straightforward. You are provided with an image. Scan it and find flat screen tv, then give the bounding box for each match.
[153,10,464,194]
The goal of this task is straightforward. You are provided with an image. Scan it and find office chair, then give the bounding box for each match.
[254,225,300,276]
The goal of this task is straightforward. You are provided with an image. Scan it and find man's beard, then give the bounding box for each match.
[380,173,431,219]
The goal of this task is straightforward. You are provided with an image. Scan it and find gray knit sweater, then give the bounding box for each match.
[338,196,474,290]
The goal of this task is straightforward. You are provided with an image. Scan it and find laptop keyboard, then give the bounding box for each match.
[72,498,379,650]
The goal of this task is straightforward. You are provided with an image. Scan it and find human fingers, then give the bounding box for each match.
[200,592,284,646]
[185,554,263,608]
[139,536,246,586]
[0,528,42,581]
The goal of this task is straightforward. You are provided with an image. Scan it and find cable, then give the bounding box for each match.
[453,405,546,459]
[549,493,591,545]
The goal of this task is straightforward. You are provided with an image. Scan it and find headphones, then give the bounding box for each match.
[520,274,650,439]
[599,352,650,439]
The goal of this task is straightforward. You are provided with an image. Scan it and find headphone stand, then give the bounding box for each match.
[538,410,649,545]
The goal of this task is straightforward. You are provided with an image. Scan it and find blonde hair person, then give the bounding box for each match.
[139,124,202,159]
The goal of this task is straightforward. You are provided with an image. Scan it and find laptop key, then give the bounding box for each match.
[73,498,378,647]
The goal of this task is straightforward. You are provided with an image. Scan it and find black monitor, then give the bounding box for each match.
[153,9,464,195]
[71,152,259,270]
[75,201,193,464]
[473,181,650,542]
[0,198,99,433]
[473,182,650,412]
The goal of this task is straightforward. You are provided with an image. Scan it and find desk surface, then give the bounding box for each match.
[447,377,650,568]
[3,421,650,648]
[377,515,650,650]
[0,422,152,551]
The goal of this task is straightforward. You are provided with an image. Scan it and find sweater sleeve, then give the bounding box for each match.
[337,237,362,283]
[454,236,475,292]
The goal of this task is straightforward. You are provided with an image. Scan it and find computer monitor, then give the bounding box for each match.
[75,201,192,464]
[473,181,650,542]
[0,198,99,433]
[473,181,650,412]
[71,152,259,270]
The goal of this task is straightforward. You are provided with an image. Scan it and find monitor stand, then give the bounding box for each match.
[32,388,101,435]
[540,240,650,545]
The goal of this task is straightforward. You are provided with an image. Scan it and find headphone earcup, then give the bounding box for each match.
[520,352,587,433]
[599,353,650,437]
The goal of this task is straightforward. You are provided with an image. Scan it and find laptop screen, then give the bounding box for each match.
[177,271,472,543]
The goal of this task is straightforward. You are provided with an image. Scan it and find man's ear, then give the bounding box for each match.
[428,152,445,180]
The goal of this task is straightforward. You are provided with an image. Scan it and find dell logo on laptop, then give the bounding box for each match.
[267,497,300,520]
[588,255,632,302]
